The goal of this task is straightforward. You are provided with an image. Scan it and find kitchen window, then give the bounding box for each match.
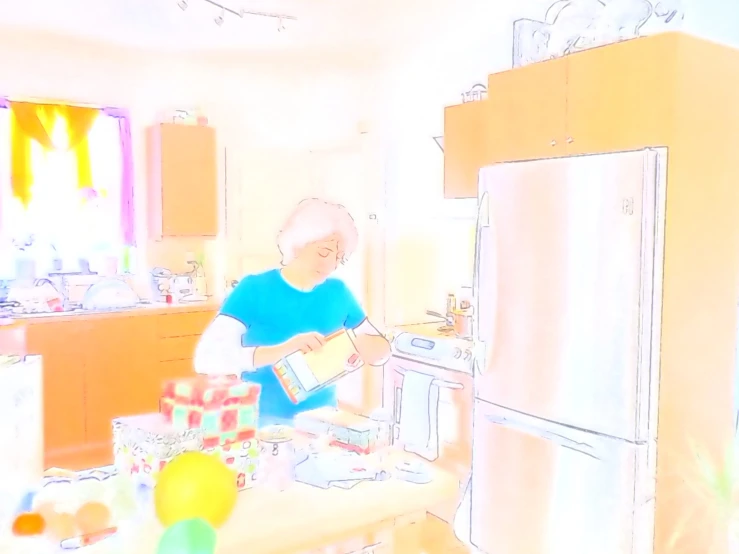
[0,100,135,279]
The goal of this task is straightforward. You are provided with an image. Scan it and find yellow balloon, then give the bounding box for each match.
[154,451,238,529]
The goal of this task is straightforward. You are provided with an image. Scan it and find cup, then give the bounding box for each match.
[369,409,395,470]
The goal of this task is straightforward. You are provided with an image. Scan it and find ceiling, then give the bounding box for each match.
[0,0,462,56]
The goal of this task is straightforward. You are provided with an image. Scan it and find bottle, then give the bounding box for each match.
[188,260,207,297]
[194,268,207,297]
[193,253,207,297]
[446,293,457,319]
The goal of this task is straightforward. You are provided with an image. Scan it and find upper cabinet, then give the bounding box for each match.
[565,32,677,155]
[443,102,488,198]
[444,57,568,198]
[147,124,218,239]
[443,33,680,198]
[487,57,568,163]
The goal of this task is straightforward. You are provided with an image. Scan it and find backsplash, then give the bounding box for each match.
[140,237,221,300]
[384,217,475,326]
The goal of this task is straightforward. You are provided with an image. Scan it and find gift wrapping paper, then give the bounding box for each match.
[160,376,260,443]
[112,413,259,490]
[112,413,204,488]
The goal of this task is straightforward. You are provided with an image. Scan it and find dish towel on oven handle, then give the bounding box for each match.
[398,370,440,461]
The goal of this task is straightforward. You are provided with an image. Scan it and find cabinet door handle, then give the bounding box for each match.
[550,140,557,146]
[566,137,574,144]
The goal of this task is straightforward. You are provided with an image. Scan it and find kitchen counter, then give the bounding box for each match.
[395,322,457,339]
[12,301,219,324]
[92,457,459,554]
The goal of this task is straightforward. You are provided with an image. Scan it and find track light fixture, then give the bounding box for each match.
[176,0,297,27]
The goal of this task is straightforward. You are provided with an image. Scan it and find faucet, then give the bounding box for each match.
[186,260,200,277]
[426,310,454,326]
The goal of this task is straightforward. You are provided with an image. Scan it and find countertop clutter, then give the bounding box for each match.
[122,460,457,554]
[1,369,457,554]
[13,299,219,322]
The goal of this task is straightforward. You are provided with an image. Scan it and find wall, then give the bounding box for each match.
[684,0,739,48]
[188,53,383,310]
[0,29,380,302]
[377,4,509,325]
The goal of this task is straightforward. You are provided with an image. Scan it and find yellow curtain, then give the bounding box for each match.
[9,101,100,207]
[60,105,99,189]
[10,102,56,207]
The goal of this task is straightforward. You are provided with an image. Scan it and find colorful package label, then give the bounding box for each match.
[115,439,260,491]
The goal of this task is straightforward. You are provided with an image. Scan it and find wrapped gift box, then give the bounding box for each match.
[112,413,259,490]
[112,413,204,488]
[160,376,260,448]
[294,408,382,455]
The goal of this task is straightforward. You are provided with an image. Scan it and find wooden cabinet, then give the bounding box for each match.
[25,307,216,470]
[147,124,218,239]
[443,102,488,198]
[84,316,158,449]
[565,32,677,155]
[488,57,568,162]
[444,33,679,198]
[155,310,214,338]
[27,320,87,462]
[444,58,568,198]
[152,311,213,400]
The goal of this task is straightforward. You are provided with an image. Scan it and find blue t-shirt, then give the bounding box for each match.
[220,269,366,424]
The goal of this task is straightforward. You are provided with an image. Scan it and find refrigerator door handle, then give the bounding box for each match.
[485,413,598,458]
[472,189,488,329]
[473,189,495,375]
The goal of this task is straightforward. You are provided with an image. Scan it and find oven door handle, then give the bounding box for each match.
[394,366,464,389]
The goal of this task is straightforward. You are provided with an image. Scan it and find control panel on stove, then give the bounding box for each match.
[386,331,475,372]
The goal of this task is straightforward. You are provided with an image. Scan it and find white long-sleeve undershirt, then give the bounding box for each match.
[193,314,382,376]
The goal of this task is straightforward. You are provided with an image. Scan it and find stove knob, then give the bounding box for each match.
[453,348,462,359]
[464,349,472,361]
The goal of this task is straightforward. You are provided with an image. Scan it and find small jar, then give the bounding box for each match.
[257,426,296,492]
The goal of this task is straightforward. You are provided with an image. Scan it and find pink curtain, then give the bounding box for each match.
[102,107,135,247]
[0,98,7,233]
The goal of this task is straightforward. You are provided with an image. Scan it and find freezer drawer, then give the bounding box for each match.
[470,400,655,554]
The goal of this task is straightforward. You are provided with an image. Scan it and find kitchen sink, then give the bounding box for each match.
[10,304,145,318]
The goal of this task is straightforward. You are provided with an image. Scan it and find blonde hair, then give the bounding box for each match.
[277,198,359,265]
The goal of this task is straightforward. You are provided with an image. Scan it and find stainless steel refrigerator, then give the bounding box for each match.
[468,149,666,554]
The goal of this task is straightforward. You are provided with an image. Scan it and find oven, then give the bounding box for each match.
[383,328,474,522]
